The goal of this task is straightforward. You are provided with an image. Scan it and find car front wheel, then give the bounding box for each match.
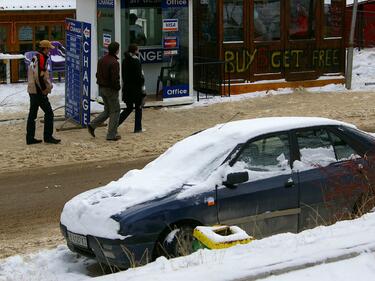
[158,225,196,258]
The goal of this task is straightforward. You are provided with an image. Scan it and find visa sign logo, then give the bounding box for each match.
[163,19,178,32]
[163,84,189,98]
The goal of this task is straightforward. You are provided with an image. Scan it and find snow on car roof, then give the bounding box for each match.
[61,117,352,239]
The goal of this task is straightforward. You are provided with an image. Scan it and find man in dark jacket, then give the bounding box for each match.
[88,42,121,141]
[26,40,61,145]
[118,43,145,133]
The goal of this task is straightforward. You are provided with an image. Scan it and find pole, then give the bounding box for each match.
[346,0,359,89]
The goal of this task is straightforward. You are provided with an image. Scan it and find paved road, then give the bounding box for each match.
[0,156,155,259]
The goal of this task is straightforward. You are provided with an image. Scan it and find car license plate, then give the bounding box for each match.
[67,231,88,248]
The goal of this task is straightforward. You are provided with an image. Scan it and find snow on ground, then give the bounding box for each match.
[1,211,375,281]
[0,82,103,116]
[1,49,375,116]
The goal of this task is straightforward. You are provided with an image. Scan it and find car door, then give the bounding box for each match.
[293,126,365,231]
[217,132,300,239]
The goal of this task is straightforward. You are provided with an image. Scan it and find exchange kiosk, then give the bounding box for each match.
[76,0,193,106]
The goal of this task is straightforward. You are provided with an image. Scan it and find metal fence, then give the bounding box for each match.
[0,61,6,83]
[193,56,231,101]
[346,4,375,48]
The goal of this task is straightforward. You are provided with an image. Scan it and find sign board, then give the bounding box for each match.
[97,0,114,8]
[139,48,167,64]
[163,36,179,49]
[65,18,91,127]
[163,19,179,32]
[163,84,189,98]
[103,33,112,48]
[121,0,161,8]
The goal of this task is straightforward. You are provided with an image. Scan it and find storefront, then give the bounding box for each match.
[0,0,75,83]
[193,0,347,94]
[77,0,193,104]
[78,0,347,99]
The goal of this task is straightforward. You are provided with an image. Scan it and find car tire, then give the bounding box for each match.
[158,225,196,259]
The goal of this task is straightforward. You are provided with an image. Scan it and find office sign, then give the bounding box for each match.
[65,18,91,126]
[163,84,189,98]
[162,0,188,8]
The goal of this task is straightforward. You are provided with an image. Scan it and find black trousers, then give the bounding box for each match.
[26,93,54,141]
[118,100,142,132]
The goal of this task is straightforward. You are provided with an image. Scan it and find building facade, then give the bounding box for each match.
[0,0,75,82]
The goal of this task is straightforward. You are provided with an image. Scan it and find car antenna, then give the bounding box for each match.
[218,112,240,130]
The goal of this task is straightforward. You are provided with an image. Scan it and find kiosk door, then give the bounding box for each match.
[97,0,115,59]
[121,0,190,100]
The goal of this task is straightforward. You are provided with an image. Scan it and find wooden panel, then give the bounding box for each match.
[225,77,345,95]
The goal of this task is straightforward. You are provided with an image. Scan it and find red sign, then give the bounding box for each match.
[163,36,178,49]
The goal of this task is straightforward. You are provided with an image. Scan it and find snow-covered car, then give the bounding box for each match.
[60,117,375,269]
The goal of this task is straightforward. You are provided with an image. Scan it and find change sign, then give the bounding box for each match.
[65,19,91,127]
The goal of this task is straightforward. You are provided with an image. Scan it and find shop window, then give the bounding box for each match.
[35,26,49,42]
[289,0,315,40]
[324,0,343,38]
[223,0,243,42]
[254,0,281,41]
[51,25,64,41]
[198,0,217,44]
[19,26,33,41]
[0,25,8,52]
[18,43,34,81]
[125,8,163,47]
[97,4,115,58]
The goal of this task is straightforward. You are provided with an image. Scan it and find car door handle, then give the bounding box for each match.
[284,178,295,188]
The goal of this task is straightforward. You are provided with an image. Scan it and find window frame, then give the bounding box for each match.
[292,125,361,165]
[228,130,294,170]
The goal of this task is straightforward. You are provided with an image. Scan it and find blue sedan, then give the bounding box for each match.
[60,117,375,269]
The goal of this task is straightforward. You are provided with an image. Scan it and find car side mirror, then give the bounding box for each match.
[223,172,249,189]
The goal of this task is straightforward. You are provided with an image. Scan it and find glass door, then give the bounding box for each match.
[0,24,11,83]
[252,0,284,81]
[97,0,115,59]
[284,0,319,81]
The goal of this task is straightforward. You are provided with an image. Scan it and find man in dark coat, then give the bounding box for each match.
[118,43,145,133]
[26,40,61,145]
[88,42,121,141]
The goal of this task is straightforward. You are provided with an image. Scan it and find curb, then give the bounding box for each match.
[233,243,375,281]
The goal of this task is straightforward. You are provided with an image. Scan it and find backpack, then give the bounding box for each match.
[27,54,53,95]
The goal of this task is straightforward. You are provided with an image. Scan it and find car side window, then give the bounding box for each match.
[328,131,359,161]
[295,128,359,169]
[235,134,290,172]
[296,129,336,166]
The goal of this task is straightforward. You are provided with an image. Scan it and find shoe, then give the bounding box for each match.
[134,129,145,133]
[26,138,42,145]
[87,124,95,138]
[106,135,121,141]
[44,137,61,144]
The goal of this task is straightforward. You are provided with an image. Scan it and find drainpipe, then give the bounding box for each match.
[345,0,358,89]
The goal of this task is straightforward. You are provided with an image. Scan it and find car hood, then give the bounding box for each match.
[60,117,351,239]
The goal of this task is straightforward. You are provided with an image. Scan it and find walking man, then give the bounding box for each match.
[88,42,121,141]
[26,40,60,145]
[118,43,146,133]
